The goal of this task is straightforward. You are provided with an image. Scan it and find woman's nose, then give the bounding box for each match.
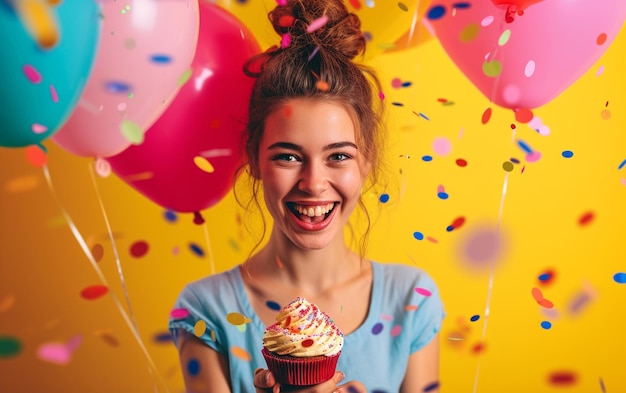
[298,163,328,195]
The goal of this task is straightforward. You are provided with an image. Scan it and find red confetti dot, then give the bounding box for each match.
[130,240,149,258]
[510,123,516,129]
[455,158,467,167]
[301,339,314,347]
[596,33,607,45]
[549,371,577,386]
[80,285,109,300]
[481,107,492,124]
[25,145,48,167]
[514,108,533,123]
[472,342,486,354]
[348,0,361,10]
[578,211,595,226]
[437,97,448,103]
[538,298,554,309]
[451,216,466,230]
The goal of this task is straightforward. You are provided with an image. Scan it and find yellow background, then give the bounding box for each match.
[1,1,626,392]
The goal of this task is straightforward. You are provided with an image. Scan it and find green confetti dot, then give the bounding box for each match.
[498,29,511,46]
[398,2,408,11]
[483,60,502,77]
[178,68,193,86]
[460,23,479,42]
[0,336,22,358]
[120,120,144,144]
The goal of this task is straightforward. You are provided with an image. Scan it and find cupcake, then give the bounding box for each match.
[262,297,344,386]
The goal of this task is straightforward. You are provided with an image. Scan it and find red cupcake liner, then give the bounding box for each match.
[261,347,340,386]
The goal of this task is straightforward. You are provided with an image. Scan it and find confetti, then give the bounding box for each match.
[130,240,149,258]
[538,269,555,285]
[266,300,281,311]
[194,320,207,337]
[455,158,468,167]
[0,336,22,358]
[226,312,248,326]
[164,210,178,222]
[424,381,440,392]
[170,308,190,319]
[415,288,432,297]
[618,159,626,170]
[189,243,205,257]
[371,323,383,335]
[427,5,445,20]
[379,193,390,203]
[91,244,104,262]
[540,321,552,330]
[432,136,452,156]
[413,231,424,241]
[80,285,109,300]
[422,155,433,162]
[470,315,480,322]
[187,358,201,376]
[548,371,577,386]
[481,107,492,124]
[561,150,574,158]
[578,211,595,226]
[150,54,171,64]
[306,15,328,33]
[194,156,215,173]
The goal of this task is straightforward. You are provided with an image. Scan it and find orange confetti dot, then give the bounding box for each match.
[0,294,16,312]
[5,175,39,193]
[538,298,554,309]
[91,244,104,262]
[531,287,544,302]
[472,342,486,354]
[601,109,611,120]
[226,312,247,326]
[25,145,47,167]
[596,33,607,45]
[404,304,418,311]
[481,107,492,124]
[231,346,251,361]
[80,285,109,300]
[316,80,329,92]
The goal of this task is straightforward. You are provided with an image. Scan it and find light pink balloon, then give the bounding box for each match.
[426,0,626,109]
[52,0,199,158]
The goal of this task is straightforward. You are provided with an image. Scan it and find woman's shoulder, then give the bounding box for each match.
[372,261,436,284]
[180,264,242,298]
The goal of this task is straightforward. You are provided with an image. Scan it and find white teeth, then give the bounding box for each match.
[293,203,334,217]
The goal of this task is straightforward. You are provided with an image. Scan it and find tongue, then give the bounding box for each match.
[299,213,325,224]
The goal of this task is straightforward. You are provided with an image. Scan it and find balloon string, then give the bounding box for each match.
[201,221,216,275]
[405,0,421,49]
[472,171,509,393]
[42,164,170,393]
[86,163,161,393]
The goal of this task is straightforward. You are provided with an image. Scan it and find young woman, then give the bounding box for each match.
[169,1,444,392]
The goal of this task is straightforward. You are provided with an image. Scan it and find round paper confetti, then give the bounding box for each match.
[194,320,207,337]
[455,158,468,167]
[0,336,22,358]
[189,243,205,257]
[422,155,433,162]
[470,315,480,322]
[379,193,390,203]
[231,346,251,361]
[502,161,514,172]
[415,287,432,297]
[129,240,149,258]
[578,211,595,226]
[301,339,314,347]
[25,145,48,168]
[561,150,574,158]
[91,244,104,262]
[80,285,109,300]
[164,210,178,222]
[266,300,281,311]
[427,5,445,20]
[390,325,402,337]
[371,322,383,335]
[541,321,552,329]
[413,231,424,241]
[432,136,452,156]
[37,342,72,365]
[187,358,201,376]
[170,308,190,320]
[193,156,215,173]
[226,312,247,326]
[549,371,577,386]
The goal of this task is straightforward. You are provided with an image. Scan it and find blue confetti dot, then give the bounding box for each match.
[153,332,172,343]
[618,159,626,170]
[510,157,521,164]
[413,231,424,240]
[422,155,433,162]
[614,272,626,284]
[164,210,178,223]
[446,225,454,232]
[401,81,412,88]
[391,102,404,107]
[470,315,480,322]
[541,321,552,330]
[189,243,205,257]
[562,150,574,158]
[379,193,390,203]
[105,81,131,93]
[538,273,552,281]
[517,139,533,154]
[150,54,172,64]
[427,5,446,20]
[424,381,440,392]
[187,358,201,376]
[418,112,430,120]
[266,300,281,311]
[371,322,384,335]
[453,2,471,9]
[437,192,449,200]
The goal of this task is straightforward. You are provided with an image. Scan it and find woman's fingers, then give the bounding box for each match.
[335,379,367,393]
[254,368,278,392]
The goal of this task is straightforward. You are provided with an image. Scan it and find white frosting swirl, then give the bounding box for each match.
[263,297,344,357]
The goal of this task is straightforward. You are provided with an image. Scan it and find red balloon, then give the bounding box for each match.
[106,2,261,216]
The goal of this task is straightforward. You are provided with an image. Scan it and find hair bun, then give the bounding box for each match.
[269,0,366,60]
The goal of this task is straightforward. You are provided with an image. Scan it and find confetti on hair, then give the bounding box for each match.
[281,33,291,48]
[306,15,328,33]
[308,46,320,61]
[316,80,330,91]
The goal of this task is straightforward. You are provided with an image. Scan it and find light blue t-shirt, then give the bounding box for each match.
[169,262,444,393]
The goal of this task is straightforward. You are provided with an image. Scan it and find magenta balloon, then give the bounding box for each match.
[106,2,261,214]
[427,0,626,109]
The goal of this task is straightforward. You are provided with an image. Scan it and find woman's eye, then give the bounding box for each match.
[272,153,299,162]
[330,153,351,161]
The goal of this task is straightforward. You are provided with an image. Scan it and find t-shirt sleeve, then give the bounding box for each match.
[409,270,445,353]
[168,284,225,355]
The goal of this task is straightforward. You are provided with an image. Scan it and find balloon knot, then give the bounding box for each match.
[193,211,205,225]
[505,5,518,23]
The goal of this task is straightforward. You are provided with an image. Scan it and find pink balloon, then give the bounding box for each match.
[106,2,261,216]
[52,0,199,158]
[426,0,626,109]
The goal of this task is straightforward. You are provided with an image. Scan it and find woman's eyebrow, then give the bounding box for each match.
[267,141,358,151]
[324,142,358,151]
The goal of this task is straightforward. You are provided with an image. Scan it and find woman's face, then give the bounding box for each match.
[257,98,368,251]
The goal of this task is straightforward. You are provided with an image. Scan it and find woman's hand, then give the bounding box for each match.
[254,368,366,393]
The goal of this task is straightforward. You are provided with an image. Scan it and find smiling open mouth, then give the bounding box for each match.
[287,202,336,224]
